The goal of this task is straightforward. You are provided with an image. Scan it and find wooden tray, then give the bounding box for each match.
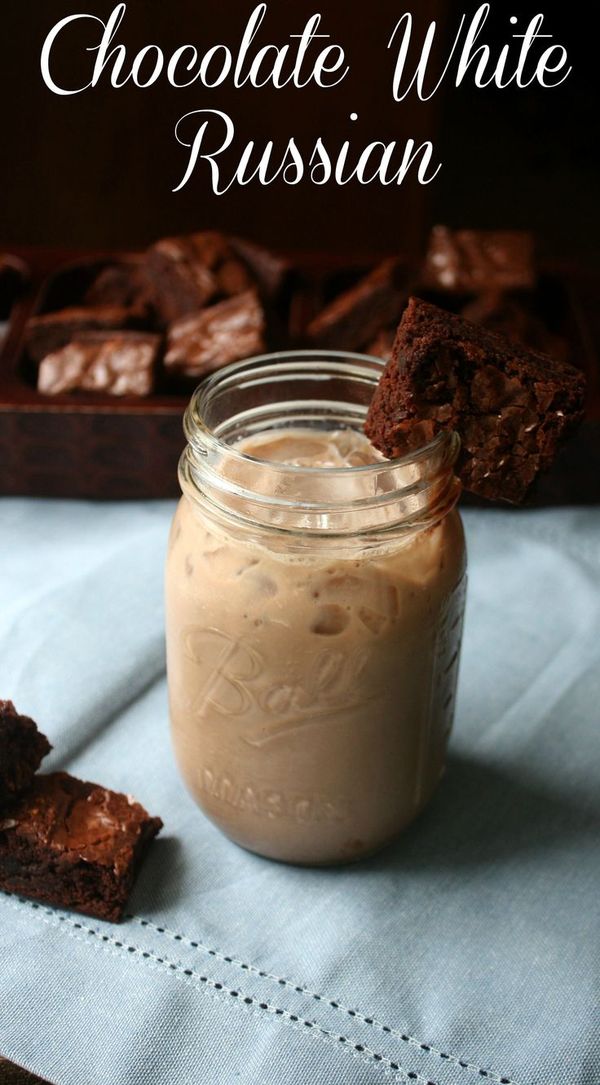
[0,246,598,502]
[0,244,306,499]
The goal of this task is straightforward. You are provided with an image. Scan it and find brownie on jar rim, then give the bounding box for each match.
[0,700,51,804]
[0,772,163,922]
[365,297,586,504]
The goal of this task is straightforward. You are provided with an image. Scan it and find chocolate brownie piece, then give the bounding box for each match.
[306,259,406,351]
[25,306,144,363]
[229,235,290,299]
[37,331,160,396]
[145,231,253,324]
[164,290,266,378]
[84,259,151,318]
[0,772,162,922]
[420,227,535,294]
[0,701,51,804]
[365,297,586,503]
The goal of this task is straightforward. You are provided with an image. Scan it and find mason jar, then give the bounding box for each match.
[165,351,466,865]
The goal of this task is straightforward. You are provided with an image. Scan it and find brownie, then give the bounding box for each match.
[460,291,569,362]
[84,259,152,318]
[365,297,586,504]
[420,227,535,294]
[0,772,162,922]
[229,235,290,299]
[37,331,160,396]
[145,230,253,324]
[164,290,266,377]
[306,259,406,351]
[0,701,51,804]
[25,305,144,363]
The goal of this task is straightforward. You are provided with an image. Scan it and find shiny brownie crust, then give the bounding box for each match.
[0,772,162,922]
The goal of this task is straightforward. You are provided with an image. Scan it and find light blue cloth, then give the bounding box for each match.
[0,499,598,1085]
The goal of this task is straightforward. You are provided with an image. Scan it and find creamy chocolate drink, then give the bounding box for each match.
[166,355,466,865]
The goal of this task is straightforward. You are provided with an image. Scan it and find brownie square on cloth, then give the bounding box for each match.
[0,498,598,1085]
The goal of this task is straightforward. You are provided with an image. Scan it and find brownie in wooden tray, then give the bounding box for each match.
[25,304,148,363]
[0,232,293,498]
[22,231,290,398]
[419,226,536,294]
[301,228,575,367]
[305,257,408,355]
[37,331,161,396]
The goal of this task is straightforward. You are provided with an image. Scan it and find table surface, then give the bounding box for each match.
[1,498,599,1085]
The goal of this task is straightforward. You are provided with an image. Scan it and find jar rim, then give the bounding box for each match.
[180,351,461,544]
[185,350,451,477]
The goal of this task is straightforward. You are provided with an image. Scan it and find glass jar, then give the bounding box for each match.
[165,352,466,865]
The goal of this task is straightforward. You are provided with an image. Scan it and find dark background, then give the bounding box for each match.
[0,12,596,1085]
[0,0,597,261]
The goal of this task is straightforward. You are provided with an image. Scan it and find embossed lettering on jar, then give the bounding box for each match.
[165,352,467,864]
